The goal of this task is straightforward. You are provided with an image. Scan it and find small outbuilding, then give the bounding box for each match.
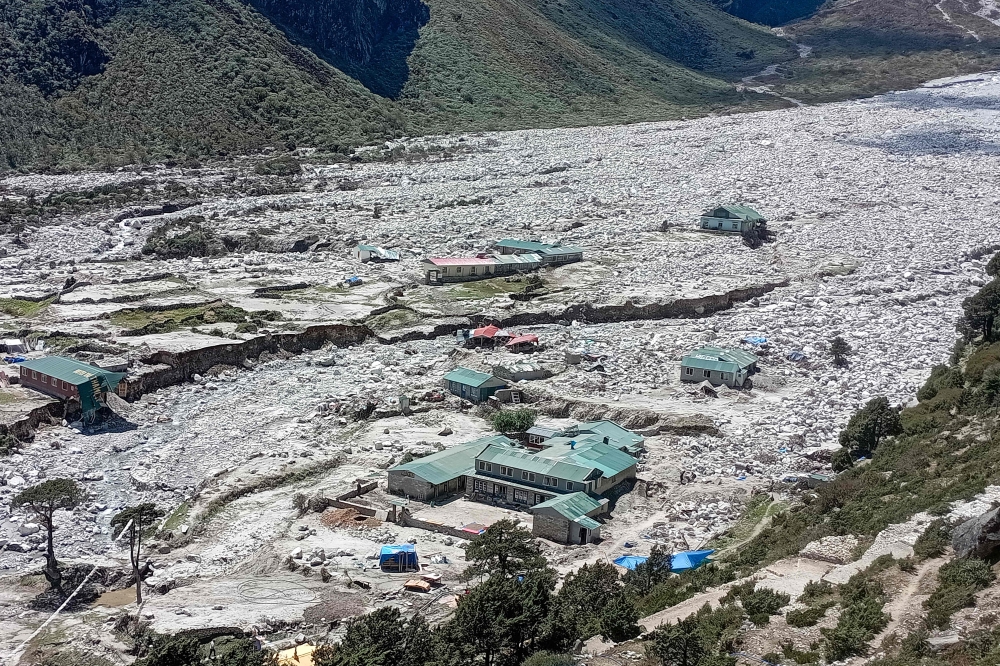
[443,367,508,403]
[699,205,766,233]
[531,492,606,544]
[680,347,758,388]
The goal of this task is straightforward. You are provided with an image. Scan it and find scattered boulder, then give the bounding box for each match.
[952,506,1000,559]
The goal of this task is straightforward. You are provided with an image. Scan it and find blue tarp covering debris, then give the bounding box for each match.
[613,555,648,570]
[671,549,714,573]
[614,550,715,573]
[379,544,418,570]
[742,336,767,346]
[786,350,807,362]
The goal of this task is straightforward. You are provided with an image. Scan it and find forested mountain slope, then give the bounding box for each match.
[0,0,793,170]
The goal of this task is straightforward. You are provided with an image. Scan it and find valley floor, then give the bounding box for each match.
[4,70,1000,662]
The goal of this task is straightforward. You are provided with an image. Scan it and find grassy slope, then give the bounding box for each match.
[2,0,404,169]
[1,0,797,170]
[404,0,795,131]
[772,0,1000,103]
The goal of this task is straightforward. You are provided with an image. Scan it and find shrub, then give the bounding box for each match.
[912,519,950,560]
[800,580,835,602]
[254,155,302,176]
[522,653,574,666]
[939,558,995,589]
[785,604,831,628]
[142,216,225,259]
[0,432,21,456]
[831,447,853,472]
[721,581,789,626]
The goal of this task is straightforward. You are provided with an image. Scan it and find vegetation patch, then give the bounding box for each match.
[447,277,533,301]
[141,216,226,260]
[108,302,252,335]
[0,297,53,319]
[923,558,995,630]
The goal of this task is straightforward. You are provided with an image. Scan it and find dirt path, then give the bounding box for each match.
[862,557,947,658]
[639,557,835,632]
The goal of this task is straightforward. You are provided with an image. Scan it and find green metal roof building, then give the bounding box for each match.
[495,239,584,266]
[680,346,759,389]
[387,435,516,501]
[568,420,646,455]
[699,205,766,233]
[469,436,637,506]
[443,367,508,403]
[18,356,125,415]
[532,491,605,544]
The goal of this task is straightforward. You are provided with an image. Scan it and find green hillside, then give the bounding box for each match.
[0,0,796,171]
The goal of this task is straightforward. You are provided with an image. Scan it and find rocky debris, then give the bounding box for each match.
[800,535,861,564]
[952,506,1000,559]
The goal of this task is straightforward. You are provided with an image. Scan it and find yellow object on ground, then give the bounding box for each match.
[277,643,317,666]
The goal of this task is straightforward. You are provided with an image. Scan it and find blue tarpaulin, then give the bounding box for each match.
[379,544,418,571]
[671,549,714,573]
[742,336,767,346]
[613,555,648,570]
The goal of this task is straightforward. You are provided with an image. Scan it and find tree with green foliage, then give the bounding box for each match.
[830,335,851,366]
[217,639,279,666]
[624,545,673,597]
[312,607,435,666]
[831,447,853,472]
[448,571,555,666]
[491,408,538,436]
[462,519,549,580]
[112,503,165,605]
[838,397,903,457]
[12,478,84,592]
[648,615,705,666]
[987,252,1000,278]
[543,560,639,648]
[959,278,1000,342]
[600,592,642,643]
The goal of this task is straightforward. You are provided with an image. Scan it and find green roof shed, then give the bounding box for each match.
[443,367,507,403]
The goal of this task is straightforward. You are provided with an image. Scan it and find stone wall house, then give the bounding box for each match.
[531,492,607,544]
[387,435,515,501]
[422,256,498,285]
